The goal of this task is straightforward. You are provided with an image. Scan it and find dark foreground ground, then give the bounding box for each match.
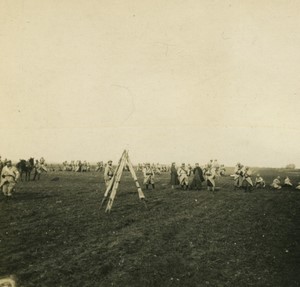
[0,168,300,287]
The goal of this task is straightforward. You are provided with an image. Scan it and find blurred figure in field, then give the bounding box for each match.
[170,162,179,189]
[271,176,282,190]
[71,160,76,172]
[234,163,244,190]
[81,161,88,172]
[156,163,161,174]
[95,161,104,172]
[204,163,216,191]
[39,157,48,172]
[190,163,205,191]
[177,163,189,190]
[0,160,20,198]
[143,163,155,190]
[32,159,42,181]
[104,160,114,188]
[296,183,300,190]
[255,174,266,188]
[283,176,293,188]
[0,156,3,175]
[187,164,193,187]
[219,165,226,176]
[75,160,81,172]
[212,159,219,169]
[136,163,143,172]
[241,166,253,192]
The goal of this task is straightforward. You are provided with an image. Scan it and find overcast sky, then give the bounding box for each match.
[1,0,300,167]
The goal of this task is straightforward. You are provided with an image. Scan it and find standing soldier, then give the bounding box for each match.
[39,157,48,172]
[190,163,205,190]
[81,161,87,172]
[143,163,155,190]
[0,156,3,175]
[177,163,189,190]
[204,163,216,191]
[75,160,81,172]
[170,162,179,189]
[0,160,20,198]
[104,160,114,188]
[241,166,253,192]
[71,160,75,172]
[32,159,42,181]
[234,163,244,190]
[187,164,193,188]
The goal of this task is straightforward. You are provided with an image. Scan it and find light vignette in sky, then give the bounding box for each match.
[1,0,300,167]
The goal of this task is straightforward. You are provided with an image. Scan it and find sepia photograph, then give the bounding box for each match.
[0,0,300,286]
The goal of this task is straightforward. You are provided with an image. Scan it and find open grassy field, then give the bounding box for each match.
[0,168,300,287]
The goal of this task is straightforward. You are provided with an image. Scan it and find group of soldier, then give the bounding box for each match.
[2,156,300,198]
[103,159,300,193]
[233,162,300,192]
[0,156,47,198]
[170,160,226,191]
[136,163,170,174]
[103,159,226,191]
[62,160,91,172]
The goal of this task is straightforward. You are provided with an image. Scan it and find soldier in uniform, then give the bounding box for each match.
[170,162,179,189]
[241,166,253,192]
[104,160,114,187]
[219,165,226,176]
[255,174,266,188]
[0,156,3,175]
[234,163,244,190]
[0,160,20,197]
[190,163,205,190]
[283,176,293,188]
[271,176,282,190]
[143,163,155,190]
[187,164,193,188]
[204,163,216,191]
[177,163,189,190]
[32,159,42,181]
[39,157,48,172]
[95,162,101,172]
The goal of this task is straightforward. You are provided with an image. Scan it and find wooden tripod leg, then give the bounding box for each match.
[100,150,126,208]
[125,153,145,200]
[105,155,126,213]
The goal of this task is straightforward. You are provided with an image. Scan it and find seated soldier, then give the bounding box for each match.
[283,176,293,187]
[271,176,282,190]
[255,174,266,188]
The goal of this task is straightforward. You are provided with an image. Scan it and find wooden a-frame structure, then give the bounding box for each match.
[100,150,146,212]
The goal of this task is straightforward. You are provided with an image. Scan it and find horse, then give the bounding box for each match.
[16,158,34,181]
